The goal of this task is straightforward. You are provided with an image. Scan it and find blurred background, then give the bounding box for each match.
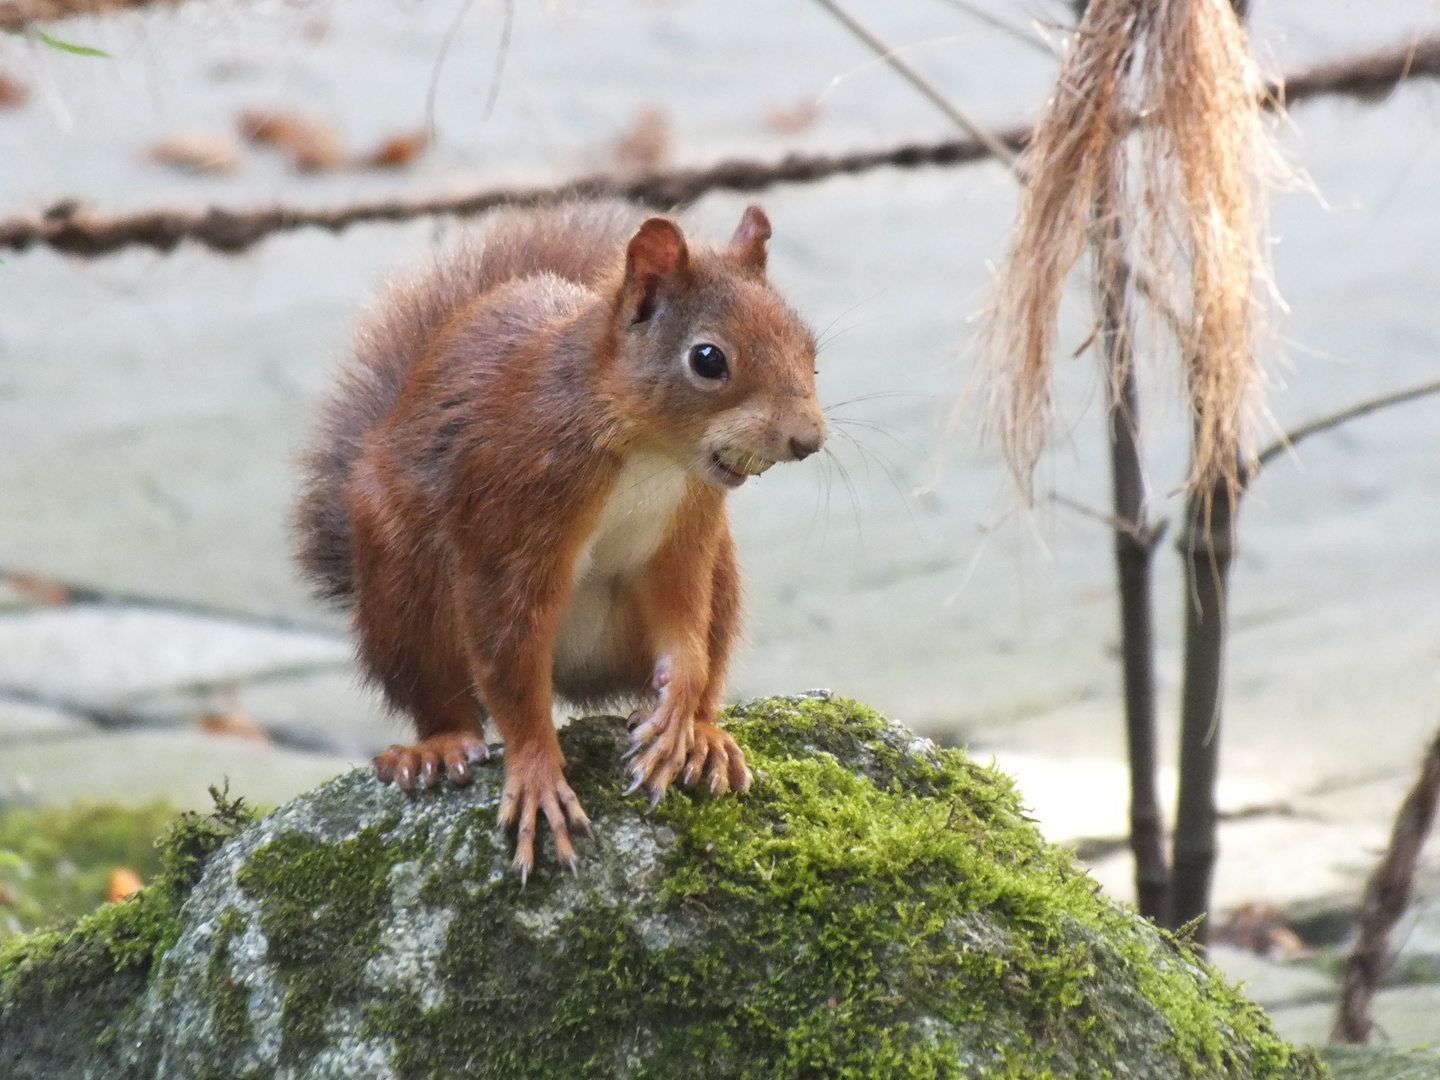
[1,0,1438,1044]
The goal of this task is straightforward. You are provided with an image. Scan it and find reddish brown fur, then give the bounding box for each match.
[293,201,823,875]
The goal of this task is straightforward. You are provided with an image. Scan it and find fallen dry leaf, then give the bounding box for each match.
[2,570,72,606]
[613,105,671,171]
[1216,901,1314,961]
[764,98,822,134]
[238,108,346,172]
[148,131,244,175]
[107,867,144,903]
[361,129,430,169]
[0,72,28,109]
[195,707,272,744]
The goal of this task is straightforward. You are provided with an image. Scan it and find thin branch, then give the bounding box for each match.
[0,0,181,30]
[424,0,480,145]
[480,0,515,124]
[810,0,1023,173]
[1251,377,1440,474]
[1048,491,1169,549]
[1333,724,1440,1043]
[927,0,1066,60]
[2,34,1438,258]
[0,131,1029,257]
[1280,34,1440,106]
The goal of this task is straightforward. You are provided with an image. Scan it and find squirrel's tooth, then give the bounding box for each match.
[718,448,776,476]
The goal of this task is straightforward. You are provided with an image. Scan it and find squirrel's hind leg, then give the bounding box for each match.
[349,477,491,793]
[353,584,490,792]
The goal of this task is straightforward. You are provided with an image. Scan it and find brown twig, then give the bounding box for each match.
[1251,377,1440,475]
[1279,35,1440,105]
[0,132,1029,257]
[0,0,181,30]
[1333,724,1440,1043]
[2,34,1434,258]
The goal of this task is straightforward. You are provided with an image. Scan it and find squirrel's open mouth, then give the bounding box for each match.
[707,448,775,489]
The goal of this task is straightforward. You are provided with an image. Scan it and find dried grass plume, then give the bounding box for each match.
[984,0,1278,500]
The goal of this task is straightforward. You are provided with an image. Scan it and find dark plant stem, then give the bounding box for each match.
[1333,724,1440,1043]
[1096,223,1170,923]
[1160,0,1251,950]
[1168,479,1234,942]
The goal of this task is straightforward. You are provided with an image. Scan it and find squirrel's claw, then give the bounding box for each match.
[373,733,489,794]
[498,755,590,881]
[626,707,695,805]
[679,721,751,797]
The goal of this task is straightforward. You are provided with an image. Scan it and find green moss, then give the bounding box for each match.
[204,907,253,1052]
[0,787,254,1031]
[236,817,423,1068]
[368,695,1323,1080]
[0,800,178,941]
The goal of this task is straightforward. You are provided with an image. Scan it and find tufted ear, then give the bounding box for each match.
[622,217,690,324]
[728,205,771,275]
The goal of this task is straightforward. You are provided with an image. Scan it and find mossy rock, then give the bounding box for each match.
[0,694,1325,1079]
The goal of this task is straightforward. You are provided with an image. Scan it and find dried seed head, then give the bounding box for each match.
[983,0,1281,502]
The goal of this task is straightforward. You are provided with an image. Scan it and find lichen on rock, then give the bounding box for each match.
[0,694,1327,1079]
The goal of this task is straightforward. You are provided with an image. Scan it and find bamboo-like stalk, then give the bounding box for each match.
[1168,475,1233,940]
[1095,217,1170,922]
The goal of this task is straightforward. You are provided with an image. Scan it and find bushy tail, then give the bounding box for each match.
[292,201,642,603]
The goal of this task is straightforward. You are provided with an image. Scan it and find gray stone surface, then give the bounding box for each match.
[1391,900,1440,986]
[0,698,94,744]
[1269,985,1440,1048]
[0,607,349,709]
[127,667,401,758]
[0,729,357,811]
[1323,1047,1440,1080]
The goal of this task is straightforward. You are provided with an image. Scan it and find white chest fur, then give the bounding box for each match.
[553,452,690,688]
[571,452,690,585]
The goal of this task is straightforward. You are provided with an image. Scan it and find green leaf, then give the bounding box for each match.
[36,33,110,57]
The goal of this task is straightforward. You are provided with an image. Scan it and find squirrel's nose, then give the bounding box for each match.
[789,435,822,461]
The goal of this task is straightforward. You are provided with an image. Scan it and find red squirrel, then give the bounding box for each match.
[294,201,824,877]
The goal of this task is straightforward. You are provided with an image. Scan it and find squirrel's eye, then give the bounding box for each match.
[687,343,729,381]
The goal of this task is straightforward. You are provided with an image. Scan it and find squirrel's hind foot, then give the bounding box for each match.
[373,732,489,793]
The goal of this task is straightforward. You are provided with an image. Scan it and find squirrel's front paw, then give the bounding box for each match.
[626,710,749,805]
[373,732,489,792]
[497,749,592,884]
[625,705,693,806]
[681,721,752,796]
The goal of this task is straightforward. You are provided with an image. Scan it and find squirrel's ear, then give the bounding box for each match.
[623,217,690,324]
[728,205,771,275]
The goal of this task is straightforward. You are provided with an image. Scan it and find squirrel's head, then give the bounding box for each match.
[605,206,825,490]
